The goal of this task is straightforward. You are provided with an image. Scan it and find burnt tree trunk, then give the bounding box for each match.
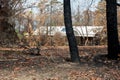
[63,0,80,62]
[106,0,119,59]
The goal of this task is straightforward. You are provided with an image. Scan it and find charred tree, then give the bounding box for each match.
[106,0,119,59]
[63,0,80,62]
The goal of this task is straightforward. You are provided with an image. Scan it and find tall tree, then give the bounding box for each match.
[106,0,119,59]
[63,0,80,62]
[94,0,106,26]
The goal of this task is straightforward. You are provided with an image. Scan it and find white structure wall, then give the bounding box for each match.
[33,26,103,37]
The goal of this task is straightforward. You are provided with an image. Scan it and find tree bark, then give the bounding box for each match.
[63,0,80,62]
[106,0,119,59]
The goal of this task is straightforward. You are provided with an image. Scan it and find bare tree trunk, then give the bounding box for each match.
[64,0,80,62]
[106,0,119,59]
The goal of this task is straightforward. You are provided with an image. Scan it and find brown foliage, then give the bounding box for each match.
[53,32,66,46]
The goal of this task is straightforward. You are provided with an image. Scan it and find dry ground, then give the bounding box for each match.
[0,46,120,80]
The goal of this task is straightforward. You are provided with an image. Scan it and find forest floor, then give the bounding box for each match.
[0,46,120,80]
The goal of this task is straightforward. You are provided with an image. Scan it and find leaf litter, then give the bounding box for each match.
[0,46,119,80]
